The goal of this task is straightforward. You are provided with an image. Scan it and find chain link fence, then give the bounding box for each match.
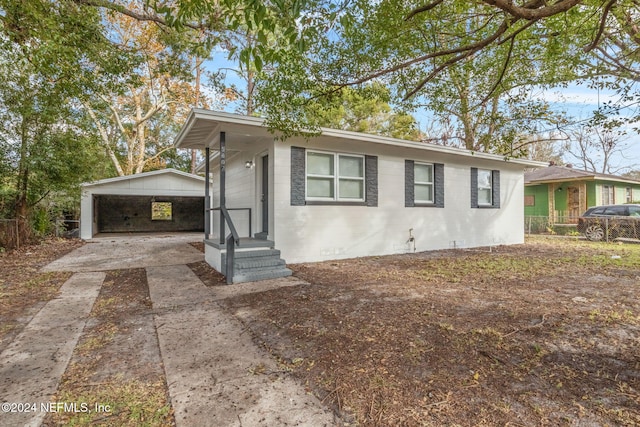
[525,215,640,243]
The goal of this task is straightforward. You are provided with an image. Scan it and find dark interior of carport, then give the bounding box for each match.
[95,195,204,234]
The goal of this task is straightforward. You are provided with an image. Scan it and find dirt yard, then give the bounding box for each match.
[2,236,639,426]
[216,237,640,426]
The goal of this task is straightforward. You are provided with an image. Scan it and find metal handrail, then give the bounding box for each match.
[220,206,240,285]
[209,207,252,238]
[220,206,240,245]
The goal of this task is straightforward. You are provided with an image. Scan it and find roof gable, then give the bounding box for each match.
[82,168,204,189]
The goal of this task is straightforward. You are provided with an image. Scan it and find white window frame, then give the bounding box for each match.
[626,187,633,203]
[602,185,614,205]
[305,150,365,202]
[414,162,434,204]
[477,169,493,206]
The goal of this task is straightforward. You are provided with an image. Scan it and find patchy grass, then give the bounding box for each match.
[0,238,83,351]
[50,380,172,427]
[46,269,173,427]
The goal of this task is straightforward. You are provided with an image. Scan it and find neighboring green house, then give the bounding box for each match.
[525,165,640,224]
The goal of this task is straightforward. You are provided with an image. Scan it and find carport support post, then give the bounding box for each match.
[204,147,210,239]
[219,131,226,245]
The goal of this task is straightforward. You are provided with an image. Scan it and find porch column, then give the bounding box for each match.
[219,131,226,245]
[204,147,210,239]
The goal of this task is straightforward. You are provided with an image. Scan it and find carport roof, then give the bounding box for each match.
[81,168,204,188]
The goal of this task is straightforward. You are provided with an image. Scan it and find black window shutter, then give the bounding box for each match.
[434,163,444,208]
[365,155,378,207]
[492,170,500,208]
[470,167,478,208]
[405,160,415,207]
[290,146,306,206]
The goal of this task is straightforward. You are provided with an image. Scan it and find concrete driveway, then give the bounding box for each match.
[42,232,205,272]
[3,233,337,427]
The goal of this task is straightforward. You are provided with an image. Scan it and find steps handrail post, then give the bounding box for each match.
[226,233,235,284]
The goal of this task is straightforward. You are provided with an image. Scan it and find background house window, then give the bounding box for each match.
[477,169,493,206]
[524,195,535,206]
[414,163,434,203]
[602,185,614,205]
[151,202,172,220]
[306,151,364,201]
[626,187,633,203]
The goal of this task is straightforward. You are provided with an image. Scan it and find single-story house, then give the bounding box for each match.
[80,168,205,240]
[524,165,640,224]
[173,109,545,283]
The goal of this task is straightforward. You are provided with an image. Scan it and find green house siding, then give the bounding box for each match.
[586,182,597,208]
[524,185,549,216]
[592,180,640,205]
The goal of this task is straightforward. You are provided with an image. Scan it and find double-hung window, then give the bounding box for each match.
[306,151,364,201]
[477,169,493,206]
[414,163,434,203]
[471,168,500,208]
[404,160,444,207]
[602,185,614,205]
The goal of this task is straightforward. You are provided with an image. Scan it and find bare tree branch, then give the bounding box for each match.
[405,0,445,21]
[482,0,583,20]
[82,101,125,176]
[72,0,205,30]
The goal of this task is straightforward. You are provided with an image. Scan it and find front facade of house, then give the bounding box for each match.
[174,110,544,282]
[525,166,640,224]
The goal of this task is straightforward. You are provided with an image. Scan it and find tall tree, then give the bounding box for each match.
[564,125,633,174]
[255,0,639,143]
[305,83,421,140]
[0,0,123,229]
[81,10,207,176]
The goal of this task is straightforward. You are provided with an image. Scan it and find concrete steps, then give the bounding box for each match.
[222,247,292,284]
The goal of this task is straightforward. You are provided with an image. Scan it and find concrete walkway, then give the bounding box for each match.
[148,265,336,426]
[0,272,105,427]
[7,234,336,426]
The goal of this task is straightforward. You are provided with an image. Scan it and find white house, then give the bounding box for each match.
[80,168,205,240]
[173,109,545,283]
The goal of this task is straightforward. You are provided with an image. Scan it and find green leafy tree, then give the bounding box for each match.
[305,83,421,140]
[0,0,122,237]
[254,0,638,144]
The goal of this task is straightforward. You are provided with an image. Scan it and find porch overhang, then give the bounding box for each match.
[173,109,273,150]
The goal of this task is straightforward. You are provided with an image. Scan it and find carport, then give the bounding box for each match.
[80,169,206,239]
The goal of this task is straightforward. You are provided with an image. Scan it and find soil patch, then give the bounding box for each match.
[215,237,640,426]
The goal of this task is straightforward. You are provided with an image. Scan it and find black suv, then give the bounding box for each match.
[577,204,640,241]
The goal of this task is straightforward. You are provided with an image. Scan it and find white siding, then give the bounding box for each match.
[272,139,525,264]
[208,139,272,240]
